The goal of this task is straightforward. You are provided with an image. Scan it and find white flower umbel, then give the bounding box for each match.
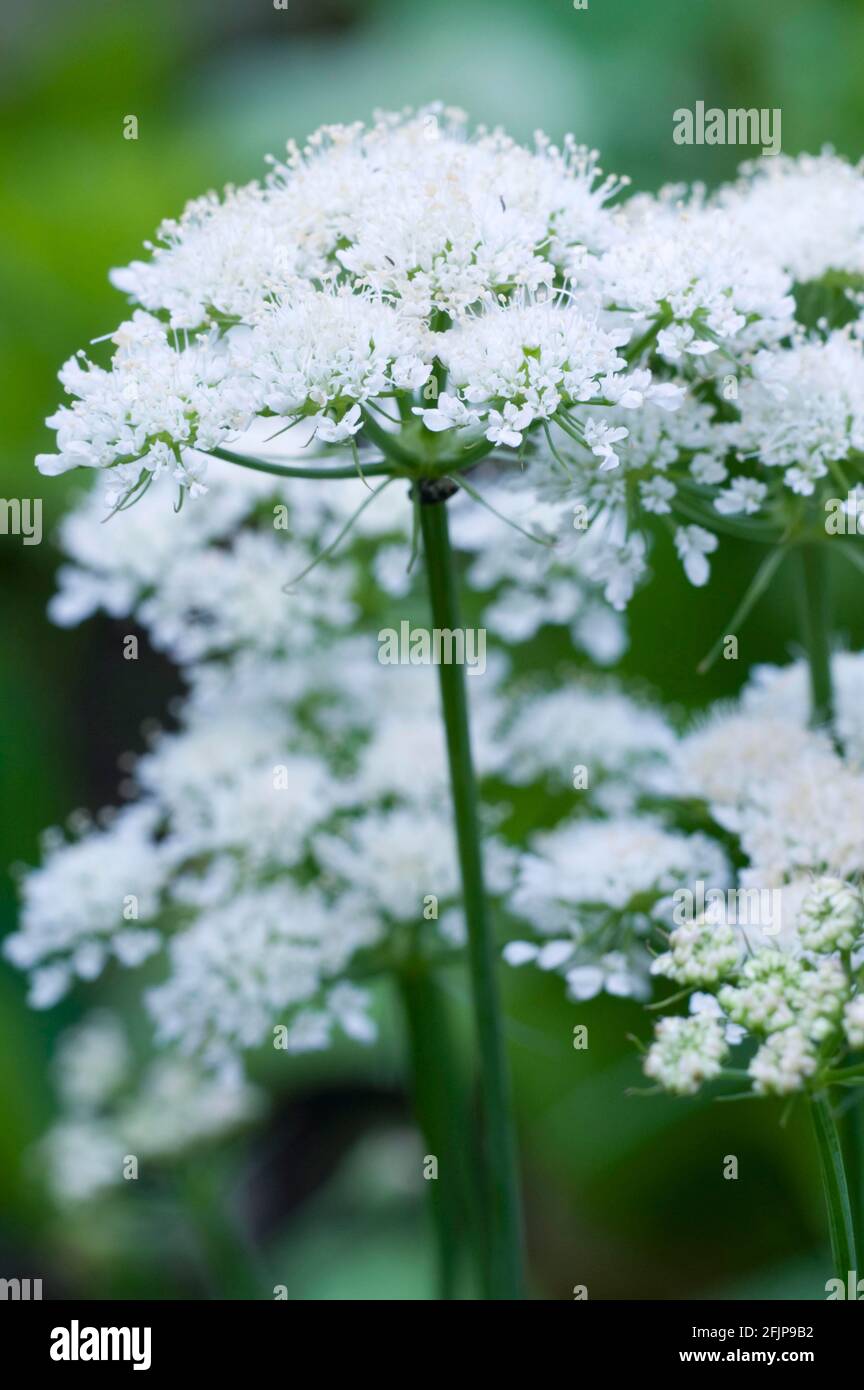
[42,1013,262,1204]
[52,1012,131,1113]
[520,394,734,604]
[147,883,381,1078]
[748,1027,819,1097]
[136,529,357,663]
[508,816,730,1003]
[316,806,463,924]
[489,678,676,808]
[797,878,864,954]
[716,151,864,285]
[651,915,741,988]
[33,118,864,635]
[38,108,675,515]
[729,332,864,497]
[642,680,864,1105]
[9,565,513,1082]
[413,295,635,445]
[643,1015,728,1096]
[110,113,623,327]
[672,707,835,822]
[647,891,862,1100]
[515,816,729,922]
[4,806,167,1008]
[592,195,794,357]
[743,652,864,765]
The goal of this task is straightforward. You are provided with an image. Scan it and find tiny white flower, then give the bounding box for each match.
[674,524,718,587]
[565,965,606,1000]
[484,402,535,448]
[843,994,864,1050]
[503,941,540,966]
[714,478,768,516]
[316,403,363,443]
[786,459,828,496]
[536,940,575,970]
[391,356,432,390]
[690,452,728,486]
[639,476,676,515]
[689,991,746,1046]
[646,382,686,412]
[413,392,478,433]
[584,419,629,470]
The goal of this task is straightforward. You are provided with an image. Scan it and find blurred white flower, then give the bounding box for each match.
[41,1014,262,1203]
[674,524,718,587]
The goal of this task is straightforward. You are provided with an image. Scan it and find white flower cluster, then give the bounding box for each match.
[651,915,741,988]
[146,885,382,1072]
[43,112,864,618]
[23,109,864,1141]
[643,1014,729,1096]
[486,678,675,805]
[42,1013,262,1203]
[38,109,677,504]
[496,657,864,1082]
[19,440,599,1078]
[506,817,730,1003]
[643,686,864,1098]
[37,313,254,502]
[716,150,864,285]
[5,806,166,1009]
[647,892,859,1098]
[591,193,794,357]
[742,651,864,764]
[37,111,864,622]
[110,115,623,325]
[729,331,864,497]
[11,632,505,1076]
[48,437,370,657]
[526,393,731,606]
[414,297,661,448]
[674,704,864,886]
[517,153,864,604]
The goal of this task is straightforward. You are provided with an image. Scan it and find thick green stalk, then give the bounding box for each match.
[810,1094,858,1283]
[180,1166,263,1299]
[846,1098,864,1255]
[797,544,834,728]
[418,493,524,1300]
[398,968,478,1299]
[795,544,864,1244]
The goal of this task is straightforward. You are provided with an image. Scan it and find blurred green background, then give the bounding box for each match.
[2,0,864,1300]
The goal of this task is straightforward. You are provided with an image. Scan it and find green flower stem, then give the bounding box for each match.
[810,1094,858,1283]
[794,542,864,1247]
[208,445,395,480]
[360,408,502,476]
[797,543,834,728]
[698,545,787,675]
[179,1165,263,1299]
[822,1064,864,1084]
[398,967,480,1300]
[845,1099,864,1255]
[419,492,525,1300]
[210,428,495,486]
